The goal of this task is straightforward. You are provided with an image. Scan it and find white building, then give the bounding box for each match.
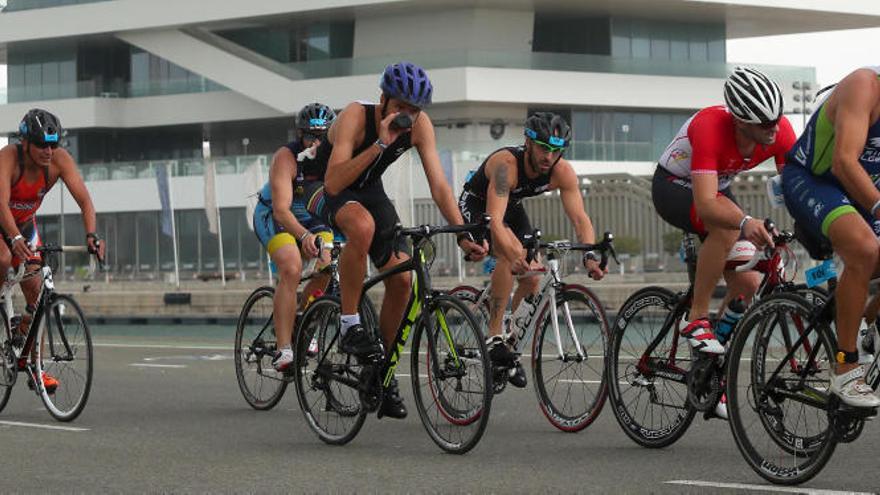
[0,0,875,277]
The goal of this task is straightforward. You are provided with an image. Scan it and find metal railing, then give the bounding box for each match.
[78,155,269,182]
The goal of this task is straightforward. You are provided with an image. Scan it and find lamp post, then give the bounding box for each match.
[791,81,815,130]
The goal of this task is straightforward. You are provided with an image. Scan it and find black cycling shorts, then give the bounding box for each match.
[321,182,409,268]
[652,166,738,237]
[458,190,533,249]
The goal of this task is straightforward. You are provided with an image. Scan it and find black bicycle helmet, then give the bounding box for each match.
[524,112,571,149]
[19,108,63,146]
[295,103,336,132]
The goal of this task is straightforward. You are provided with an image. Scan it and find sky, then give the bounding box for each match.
[0,26,878,148]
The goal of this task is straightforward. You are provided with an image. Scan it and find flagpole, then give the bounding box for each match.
[167,162,181,290]
[213,162,227,288]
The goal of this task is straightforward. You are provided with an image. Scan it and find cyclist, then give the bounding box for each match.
[654,67,794,352]
[458,112,605,388]
[252,103,338,372]
[782,66,880,408]
[0,108,106,392]
[316,61,487,419]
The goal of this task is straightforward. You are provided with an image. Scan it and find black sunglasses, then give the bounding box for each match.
[33,141,60,149]
[756,119,780,129]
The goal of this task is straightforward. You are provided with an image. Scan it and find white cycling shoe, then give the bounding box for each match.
[830,366,880,408]
[681,319,725,355]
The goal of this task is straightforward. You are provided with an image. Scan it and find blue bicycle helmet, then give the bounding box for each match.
[379,61,433,108]
[296,103,336,132]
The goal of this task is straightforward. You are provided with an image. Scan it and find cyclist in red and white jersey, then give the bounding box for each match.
[653,67,795,361]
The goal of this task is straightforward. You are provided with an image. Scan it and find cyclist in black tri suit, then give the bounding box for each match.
[315,62,487,419]
[459,112,605,387]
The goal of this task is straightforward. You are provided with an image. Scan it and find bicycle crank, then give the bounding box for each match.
[686,357,721,412]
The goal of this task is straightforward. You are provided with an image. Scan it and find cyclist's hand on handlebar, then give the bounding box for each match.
[459,238,488,262]
[511,256,530,275]
[300,232,320,259]
[86,233,106,263]
[742,218,774,249]
[10,237,32,260]
[585,258,606,281]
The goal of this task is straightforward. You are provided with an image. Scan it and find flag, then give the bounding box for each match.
[204,159,219,235]
[155,162,173,237]
[243,159,264,231]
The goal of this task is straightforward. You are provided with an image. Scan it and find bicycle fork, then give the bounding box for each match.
[547,259,585,361]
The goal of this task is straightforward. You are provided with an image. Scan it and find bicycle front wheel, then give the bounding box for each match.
[607,287,696,448]
[532,285,609,432]
[411,294,492,454]
[234,286,287,410]
[727,293,837,485]
[36,294,93,422]
[0,305,14,413]
[294,296,366,445]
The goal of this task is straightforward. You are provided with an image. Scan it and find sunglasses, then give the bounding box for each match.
[756,119,780,130]
[33,141,60,149]
[302,132,325,142]
[525,128,567,153]
[531,138,566,154]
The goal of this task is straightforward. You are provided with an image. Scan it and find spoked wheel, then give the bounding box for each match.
[234,286,287,410]
[532,285,610,432]
[294,296,366,445]
[0,306,15,413]
[411,294,492,454]
[448,285,488,327]
[727,293,838,485]
[607,287,696,448]
[35,294,93,422]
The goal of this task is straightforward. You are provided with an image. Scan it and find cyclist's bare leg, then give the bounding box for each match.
[270,244,302,350]
[510,274,540,316]
[828,213,880,374]
[378,253,411,350]
[488,256,515,338]
[300,272,330,309]
[334,202,374,315]
[864,291,880,325]
[691,225,739,319]
[718,269,761,313]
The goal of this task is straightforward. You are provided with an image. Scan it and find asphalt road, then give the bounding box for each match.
[0,325,877,494]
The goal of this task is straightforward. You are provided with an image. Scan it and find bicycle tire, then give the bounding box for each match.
[411,294,492,454]
[607,286,697,448]
[0,305,14,413]
[448,285,488,326]
[532,285,609,432]
[294,296,366,445]
[36,294,93,422]
[234,286,288,410]
[727,292,838,485]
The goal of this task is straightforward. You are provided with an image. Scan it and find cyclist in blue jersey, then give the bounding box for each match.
[315,62,488,419]
[783,67,880,408]
[252,103,338,372]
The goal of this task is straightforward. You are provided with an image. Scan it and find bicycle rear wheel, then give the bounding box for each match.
[607,287,696,448]
[411,294,492,454]
[448,285,488,327]
[0,306,14,413]
[294,296,366,445]
[727,293,837,485]
[532,285,609,432]
[234,286,287,410]
[36,294,93,422]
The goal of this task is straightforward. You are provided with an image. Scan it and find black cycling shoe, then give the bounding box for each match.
[487,336,517,367]
[508,360,527,388]
[378,376,407,419]
[340,324,382,356]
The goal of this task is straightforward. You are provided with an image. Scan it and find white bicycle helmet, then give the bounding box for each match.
[724,67,784,124]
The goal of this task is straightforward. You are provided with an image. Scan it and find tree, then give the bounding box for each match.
[662,231,685,256]
[613,235,642,257]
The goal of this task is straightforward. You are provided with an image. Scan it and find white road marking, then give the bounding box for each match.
[0,420,89,432]
[129,363,187,369]
[96,343,229,350]
[665,480,874,495]
[143,354,231,362]
[559,379,603,384]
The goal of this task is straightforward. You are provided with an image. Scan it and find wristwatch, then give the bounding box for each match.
[583,250,600,263]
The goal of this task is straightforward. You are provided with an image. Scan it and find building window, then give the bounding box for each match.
[532,14,611,55]
[217,21,354,64]
[611,18,726,63]
[569,108,691,162]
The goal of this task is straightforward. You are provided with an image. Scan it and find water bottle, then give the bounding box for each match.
[715,297,746,345]
[483,256,496,274]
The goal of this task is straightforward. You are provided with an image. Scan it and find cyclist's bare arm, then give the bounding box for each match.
[485,153,525,264]
[552,160,595,244]
[58,149,105,258]
[412,112,463,225]
[269,147,309,238]
[827,69,880,211]
[0,146,21,242]
[324,102,404,195]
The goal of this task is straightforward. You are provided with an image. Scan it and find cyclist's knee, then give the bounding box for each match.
[519,274,540,293]
[705,224,739,245]
[271,247,302,283]
[340,216,374,250]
